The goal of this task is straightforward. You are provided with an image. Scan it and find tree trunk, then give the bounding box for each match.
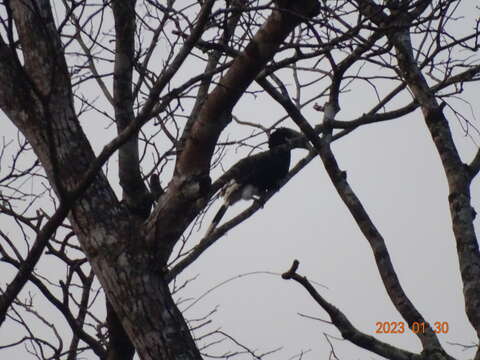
[0,0,320,358]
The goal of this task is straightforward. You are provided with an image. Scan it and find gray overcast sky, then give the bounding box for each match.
[176,103,478,359]
[0,1,479,359]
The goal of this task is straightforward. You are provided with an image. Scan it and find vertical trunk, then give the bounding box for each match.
[390,19,480,340]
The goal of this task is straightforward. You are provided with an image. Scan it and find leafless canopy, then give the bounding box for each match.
[0,0,479,359]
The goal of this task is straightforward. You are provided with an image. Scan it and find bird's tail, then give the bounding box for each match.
[206,179,241,235]
[206,204,228,235]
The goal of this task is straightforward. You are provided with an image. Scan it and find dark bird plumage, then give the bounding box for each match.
[207,128,308,234]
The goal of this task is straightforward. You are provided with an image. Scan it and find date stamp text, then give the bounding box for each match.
[375,321,449,334]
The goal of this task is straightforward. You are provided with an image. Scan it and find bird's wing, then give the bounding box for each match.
[223,150,272,187]
[206,151,271,234]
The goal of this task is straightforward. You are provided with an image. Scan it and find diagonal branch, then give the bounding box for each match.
[178,0,247,158]
[62,0,113,105]
[0,202,69,325]
[0,243,106,358]
[282,260,422,360]
[258,76,447,353]
[354,0,480,343]
[135,0,217,124]
[166,151,316,282]
[174,0,321,178]
[144,0,321,267]
[469,149,480,179]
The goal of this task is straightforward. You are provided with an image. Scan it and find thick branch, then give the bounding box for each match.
[145,0,320,266]
[112,0,151,218]
[10,0,69,96]
[175,0,320,178]
[178,0,246,157]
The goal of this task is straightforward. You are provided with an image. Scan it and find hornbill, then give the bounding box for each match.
[207,127,309,234]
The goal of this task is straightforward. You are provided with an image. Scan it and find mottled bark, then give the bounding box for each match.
[1,1,201,359]
[0,0,320,359]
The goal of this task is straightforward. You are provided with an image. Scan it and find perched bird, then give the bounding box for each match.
[207,127,308,234]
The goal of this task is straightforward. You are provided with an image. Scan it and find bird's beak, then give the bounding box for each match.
[286,129,313,151]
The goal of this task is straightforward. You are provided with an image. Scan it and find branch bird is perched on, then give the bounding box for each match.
[207,127,309,234]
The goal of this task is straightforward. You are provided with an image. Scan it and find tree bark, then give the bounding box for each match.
[1,0,320,359]
[2,1,201,359]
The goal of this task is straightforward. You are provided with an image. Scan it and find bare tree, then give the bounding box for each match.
[0,0,479,360]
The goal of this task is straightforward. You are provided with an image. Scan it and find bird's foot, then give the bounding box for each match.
[253,195,266,208]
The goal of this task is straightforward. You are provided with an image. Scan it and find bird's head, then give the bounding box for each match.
[268,127,310,150]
